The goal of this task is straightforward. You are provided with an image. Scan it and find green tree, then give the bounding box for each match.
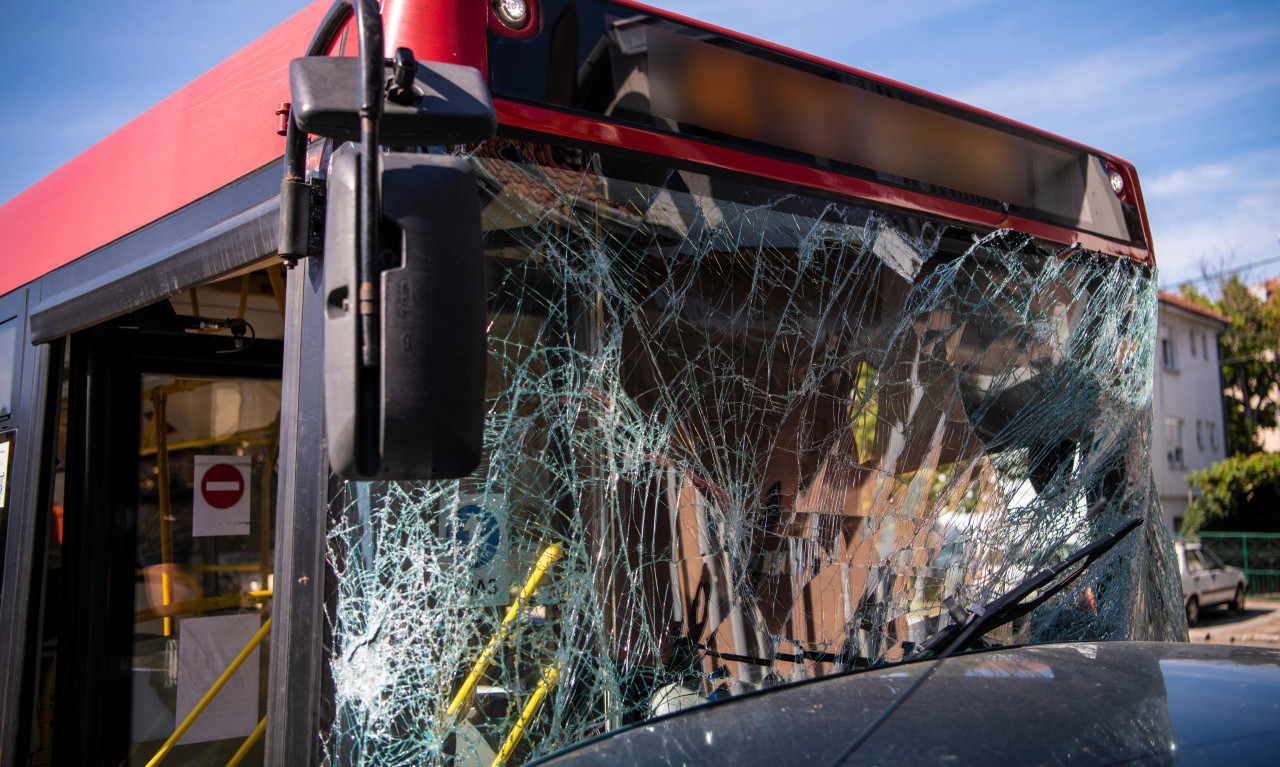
[1218,276,1280,454]
[1179,276,1280,454]
[1183,451,1280,536]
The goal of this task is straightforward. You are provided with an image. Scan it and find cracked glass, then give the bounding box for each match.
[323,139,1182,765]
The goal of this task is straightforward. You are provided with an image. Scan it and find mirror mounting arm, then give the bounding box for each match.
[279,0,383,273]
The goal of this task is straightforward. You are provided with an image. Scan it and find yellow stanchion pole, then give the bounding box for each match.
[152,389,174,637]
[491,664,561,767]
[224,716,267,767]
[266,265,288,318]
[260,419,278,596]
[236,275,250,319]
[144,617,271,767]
[445,544,562,722]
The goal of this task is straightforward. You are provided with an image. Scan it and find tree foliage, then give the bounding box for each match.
[1219,276,1280,454]
[1179,276,1280,454]
[1178,275,1280,535]
[1184,451,1280,536]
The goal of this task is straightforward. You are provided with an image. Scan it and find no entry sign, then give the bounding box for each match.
[201,462,245,508]
[193,455,252,537]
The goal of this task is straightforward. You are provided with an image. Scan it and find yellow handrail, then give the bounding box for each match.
[224,716,267,767]
[193,564,265,573]
[144,617,271,767]
[138,425,278,457]
[491,664,561,767]
[135,590,272,624]
[445,544,563,721]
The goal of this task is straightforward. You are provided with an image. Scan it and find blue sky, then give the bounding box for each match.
[1,0,1277,287]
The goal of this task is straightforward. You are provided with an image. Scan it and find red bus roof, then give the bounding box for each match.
[0,1,329,298]
[0,0,1151,299]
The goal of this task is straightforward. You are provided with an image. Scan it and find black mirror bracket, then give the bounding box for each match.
[386,47,420,106]
[278,0,382,267]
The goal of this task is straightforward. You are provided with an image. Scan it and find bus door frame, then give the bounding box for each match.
[0,161,332,767]
[0,286,60,766]
[53,323,284,766]
[265,251,331,766]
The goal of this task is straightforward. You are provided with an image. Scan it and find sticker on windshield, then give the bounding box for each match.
[441,496,513,606]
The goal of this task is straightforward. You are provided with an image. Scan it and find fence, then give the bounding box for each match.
[1195,532,1280,597]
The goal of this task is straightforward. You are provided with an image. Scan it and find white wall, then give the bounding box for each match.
[1151,298,1229,532]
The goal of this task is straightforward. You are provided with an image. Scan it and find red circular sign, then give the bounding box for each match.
[201,463,245,509]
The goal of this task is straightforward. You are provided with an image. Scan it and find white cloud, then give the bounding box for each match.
[1145,163,1236,199]
[1145,150,1280,285]
[949,16,1280,148]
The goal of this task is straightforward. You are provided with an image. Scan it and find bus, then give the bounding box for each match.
[0,0,1185,765]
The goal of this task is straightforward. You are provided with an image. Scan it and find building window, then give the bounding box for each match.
[1196,419,1204,450]
[1208,421,1218,452]
[1190,329,1196,357]
[1165,417,1185,467]
[1201,333,1208,359]
[1161,335,1178,371]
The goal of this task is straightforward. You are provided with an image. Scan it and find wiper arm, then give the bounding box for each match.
[915,516,1144,658]
[826,517,1144,767]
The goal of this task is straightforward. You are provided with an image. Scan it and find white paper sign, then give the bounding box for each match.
[193,455,251,537]
[0,440,9,507]
[176,614,260,744]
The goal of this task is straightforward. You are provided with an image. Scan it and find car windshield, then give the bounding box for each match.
[1200,547,1226,570]
[320,141,1183,765]
[1188,549,1206,572]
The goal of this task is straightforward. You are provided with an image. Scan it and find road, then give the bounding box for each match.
[1189,597,1280,648]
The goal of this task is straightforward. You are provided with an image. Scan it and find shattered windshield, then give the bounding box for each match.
[323,140,1183,765]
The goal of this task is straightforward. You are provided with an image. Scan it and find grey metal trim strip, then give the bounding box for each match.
[29,196,280,344]
[265,255,329,766]
[0,288,43,767]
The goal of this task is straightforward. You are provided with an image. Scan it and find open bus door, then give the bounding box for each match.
[33,276,285,767]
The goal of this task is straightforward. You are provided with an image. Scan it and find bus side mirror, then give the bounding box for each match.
[324,146,487,479]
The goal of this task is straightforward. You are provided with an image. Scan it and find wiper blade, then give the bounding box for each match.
[825,516,1144,767]
[915,516,1144,658]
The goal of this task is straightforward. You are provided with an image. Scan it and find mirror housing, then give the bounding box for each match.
[324,146,487,479]
[290,56,496,145]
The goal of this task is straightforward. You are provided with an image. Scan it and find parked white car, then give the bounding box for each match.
[1176,541,1248,625]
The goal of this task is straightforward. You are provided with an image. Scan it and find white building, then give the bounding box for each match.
[1151,291,1230,531]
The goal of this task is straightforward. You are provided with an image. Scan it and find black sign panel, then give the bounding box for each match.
[488,0,1143,246]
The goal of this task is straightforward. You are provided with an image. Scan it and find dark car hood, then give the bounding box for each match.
[535,641,1280,766]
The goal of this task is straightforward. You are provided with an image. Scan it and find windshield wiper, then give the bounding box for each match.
[826,515,1144,767]
[915,515,1144,658]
